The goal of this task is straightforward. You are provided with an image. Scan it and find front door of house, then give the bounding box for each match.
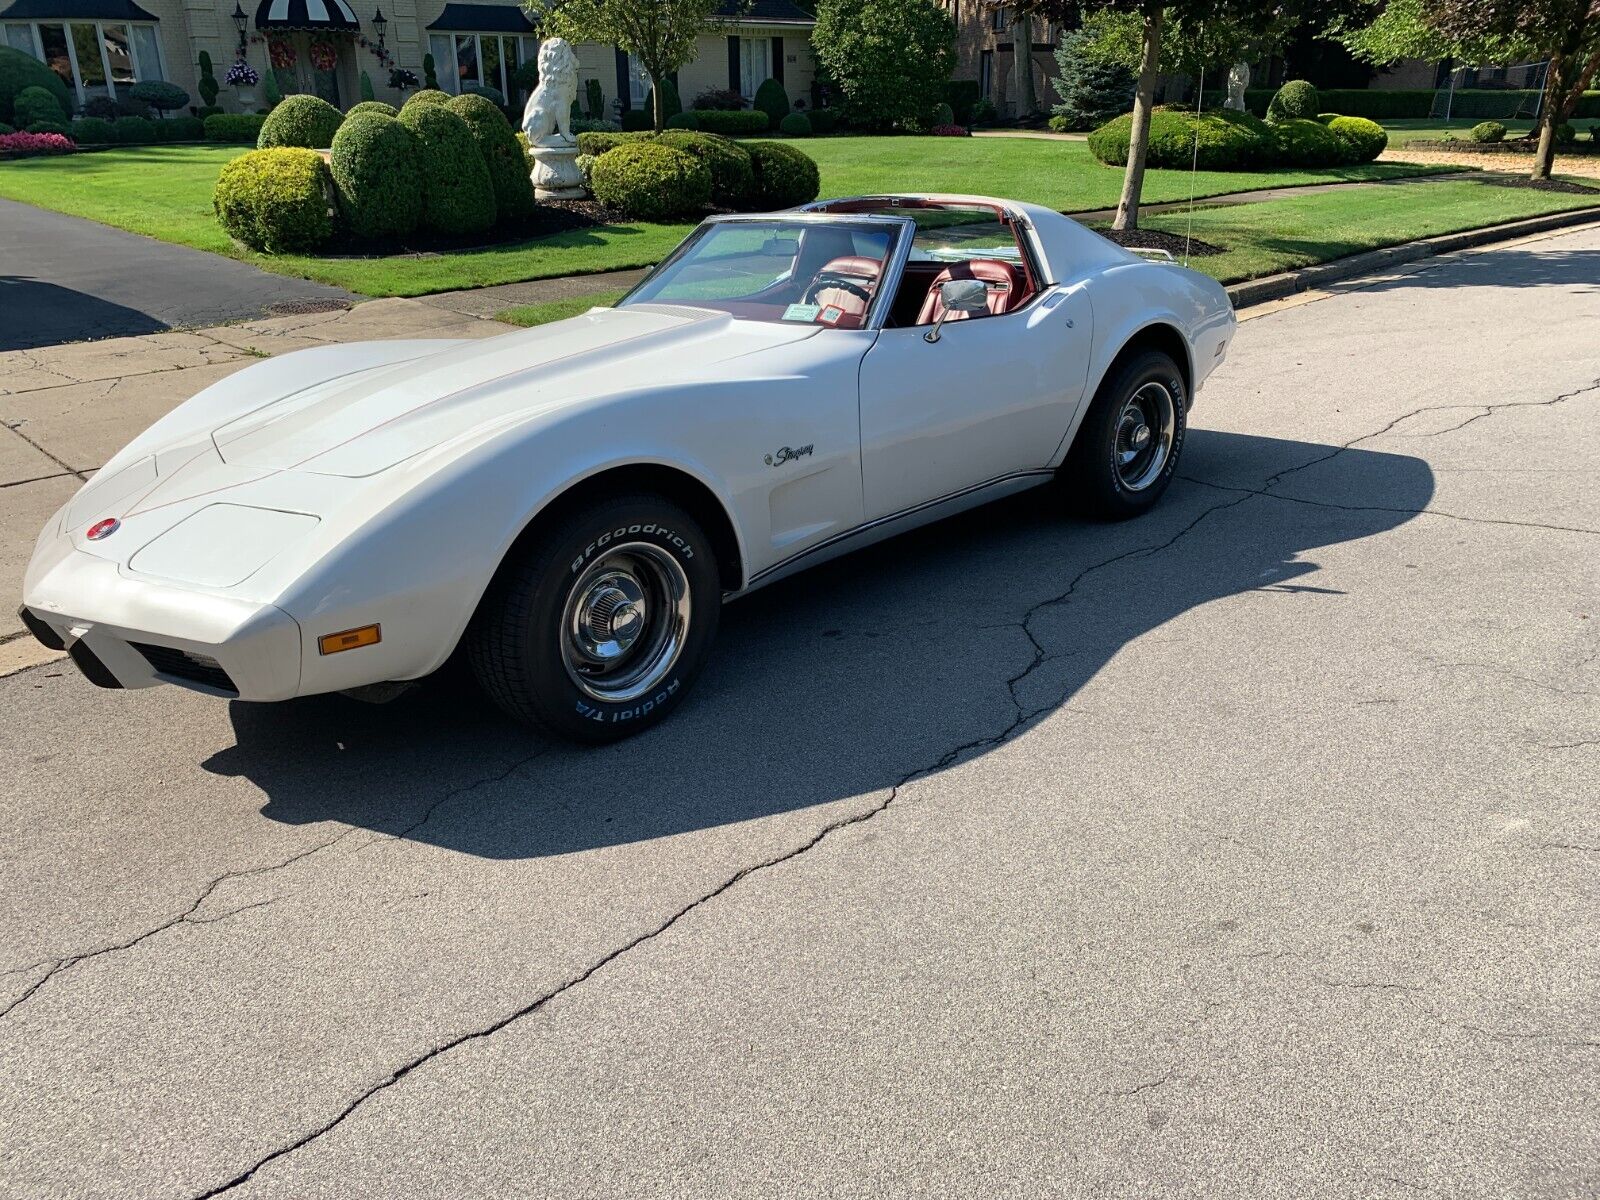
[271,32,343,106]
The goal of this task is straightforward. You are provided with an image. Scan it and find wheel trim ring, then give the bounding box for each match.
[1112,381,1177,492]
[559,543,691,705]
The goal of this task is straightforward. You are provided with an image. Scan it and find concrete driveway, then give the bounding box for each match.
[0,199,355,351]
[0,226,1596,1199]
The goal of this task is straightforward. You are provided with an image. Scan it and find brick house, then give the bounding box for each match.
[0,0,817,117]
[942,0,1064,115]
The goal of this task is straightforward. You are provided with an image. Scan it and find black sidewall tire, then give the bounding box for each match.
[471,496,721,742]
[1066,350,1187,520]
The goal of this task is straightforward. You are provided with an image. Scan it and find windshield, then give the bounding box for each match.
[619,219,901,329]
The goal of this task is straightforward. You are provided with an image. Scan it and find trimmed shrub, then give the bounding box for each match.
[929,101,954,127]
[397,101,496,236]
[25,120,70,136]
[969,97,997,126]
[779,112,812,137]
[666,110,700,130]
[422,52,438,90]
[15,85,66,129]
[1554,122,1577,145]
[1088,108,1275,170]
[744,140,820,209]
[575,152,595,187]
[111,115,156,144]
[810,108,838,134]
[1267,79,1319,123]
[204,112,265,143]
[1272,117,1355,166]
[360,70,375,103]
[0,121,11,134]
[213,147,335,253]
[577,129,656,156]
[1469,120,1506,144]
[644,77,683,124]
[198,50,219,109]
[586,77,605,119]
[329,111,424,240]
[448,92,535,223]
[258,93,343,148]
[157,115,205,142]
[403,88,452,111]
[695,87,746,111]
[128,80,189,116]
[71,116,116,144]
[263,69,281,108]
[689,108,769,135]
[754,77,790,129]
[657,128,754,208]
[945,79,981,125]
[1327,115,1386,161]
[621,107,653,131]
[0,130,74,155]
[572,116,621,134]
[589,142,710,219]
[0,46,72,126]
[348,100,398,118]
[464,83,506,107]
[83,94,146,119]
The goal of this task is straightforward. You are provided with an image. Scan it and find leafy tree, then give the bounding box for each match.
[1053,26,1136,130]
[812,0,956,132]
[197,51,219,109]
[1336,0,1597,180]
[530,0,749,131]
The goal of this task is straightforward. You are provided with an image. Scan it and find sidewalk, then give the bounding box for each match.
[1,298,507,657]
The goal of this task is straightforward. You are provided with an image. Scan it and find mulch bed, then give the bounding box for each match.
[1475,174,1599,195]
[1096,227,1226,258]
[1411,138,1600,157]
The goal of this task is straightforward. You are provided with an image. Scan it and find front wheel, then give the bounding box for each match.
[468,494,721,742]
[1062,349,1187,519]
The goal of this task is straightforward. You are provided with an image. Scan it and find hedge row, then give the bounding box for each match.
[1088,106,1387,170]
[1243,87,1600,121]
[69,114,204,144]
[577,129,820,218]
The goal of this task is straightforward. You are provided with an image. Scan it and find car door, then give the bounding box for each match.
[856,281,1094,520]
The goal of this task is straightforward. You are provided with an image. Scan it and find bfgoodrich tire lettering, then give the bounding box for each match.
[1063,349,1187,519]
[469,494,721,741]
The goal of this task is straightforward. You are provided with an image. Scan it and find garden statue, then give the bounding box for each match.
[1225,62,1250,111]
[521,38,585,200]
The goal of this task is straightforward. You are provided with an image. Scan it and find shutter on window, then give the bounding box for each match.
[771,36,783,84]
[727,35,739,91]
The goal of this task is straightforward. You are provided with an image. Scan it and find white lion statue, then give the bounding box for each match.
[522,37,579,147]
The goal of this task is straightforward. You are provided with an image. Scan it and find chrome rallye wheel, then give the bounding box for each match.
[1063,349,1187,519]
[470,495,721,741]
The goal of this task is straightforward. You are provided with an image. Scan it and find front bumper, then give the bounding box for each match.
[20,545,304,700]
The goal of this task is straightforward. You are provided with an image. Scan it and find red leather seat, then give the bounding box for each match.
[807,256,882,328]
[916,258,1025,326]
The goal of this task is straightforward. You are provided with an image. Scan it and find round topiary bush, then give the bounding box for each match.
[128,80,189,116]
[402,88,452,111]
[71,116,116,144]
[744,140,821,209]
[1469,120,1506,144]
[1088,108,1274,170]
[577,129,656,156]
[15,85,65,129]
[213,147,336,253]
[111,115,156,144]
[656,129,754,208]
[930,101,955,127]
[347,100,398,118]
[589,142,711,219]
[257,93,344,149]
[329,111,424,241]
[1272,117,1355,166]
[666,110,700,130]
[1268,80,1319,123]
[447,92,535,223]
[1554,122,1577,145]
[1327,115,1387,162]
[397,102,496,236]
[0,46,72,127]
[779,112,813,137]
[753,77,789,130]
[25,120,70,136]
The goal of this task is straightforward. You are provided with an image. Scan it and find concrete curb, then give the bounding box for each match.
[1225,205,1600,308]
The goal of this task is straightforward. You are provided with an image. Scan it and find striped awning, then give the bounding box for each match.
[254,0,358,32]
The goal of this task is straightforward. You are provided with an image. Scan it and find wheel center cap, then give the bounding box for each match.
[1129,423,1151,450]
[580,575,648,659]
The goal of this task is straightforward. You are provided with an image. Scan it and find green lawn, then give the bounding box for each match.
[0,139,1457,298]
[494,175,1600,328]
[1381,117,1600,144]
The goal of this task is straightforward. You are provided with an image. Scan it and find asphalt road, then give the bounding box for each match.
[0,199,355,351]
[2,227,1597,1199]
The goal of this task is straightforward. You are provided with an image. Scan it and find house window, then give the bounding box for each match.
[430,33,530,98]
[979,48,993,97]
[627,50,648,106]
[992,7,1008,31]
[3,19,164,105]
[454,33,479,88]
[738,36,769,100]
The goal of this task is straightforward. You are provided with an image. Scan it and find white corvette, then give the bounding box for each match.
[20,195,1235,741]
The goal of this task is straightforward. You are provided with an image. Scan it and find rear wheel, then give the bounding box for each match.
[1062,349,1187,519]
[469,495,721,741]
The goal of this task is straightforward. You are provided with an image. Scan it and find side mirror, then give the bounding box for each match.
[924,278,990,343]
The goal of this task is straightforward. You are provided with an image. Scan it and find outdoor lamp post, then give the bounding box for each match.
[371,7,387,52]
[231,1,248,56]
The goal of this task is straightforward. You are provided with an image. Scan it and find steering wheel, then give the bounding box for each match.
[803,271,874,306]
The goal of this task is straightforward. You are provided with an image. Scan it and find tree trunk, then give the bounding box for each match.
[1531,54,1564,181]
[1013,8,1036,119]
[1113,5,1163,232]
[651,70,666,132]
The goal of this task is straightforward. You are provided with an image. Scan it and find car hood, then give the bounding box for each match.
[210,304,821,478]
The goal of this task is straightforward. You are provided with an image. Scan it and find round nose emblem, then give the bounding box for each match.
[86,517,120,541]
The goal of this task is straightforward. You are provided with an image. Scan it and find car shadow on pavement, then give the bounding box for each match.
[204,430,1434,858]
[0,274,170,351]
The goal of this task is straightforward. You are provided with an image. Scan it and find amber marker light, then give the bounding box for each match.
[318,624,381,655]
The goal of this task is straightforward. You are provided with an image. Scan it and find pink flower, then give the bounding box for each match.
[931,124,971,138]
[0,131,76,154]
